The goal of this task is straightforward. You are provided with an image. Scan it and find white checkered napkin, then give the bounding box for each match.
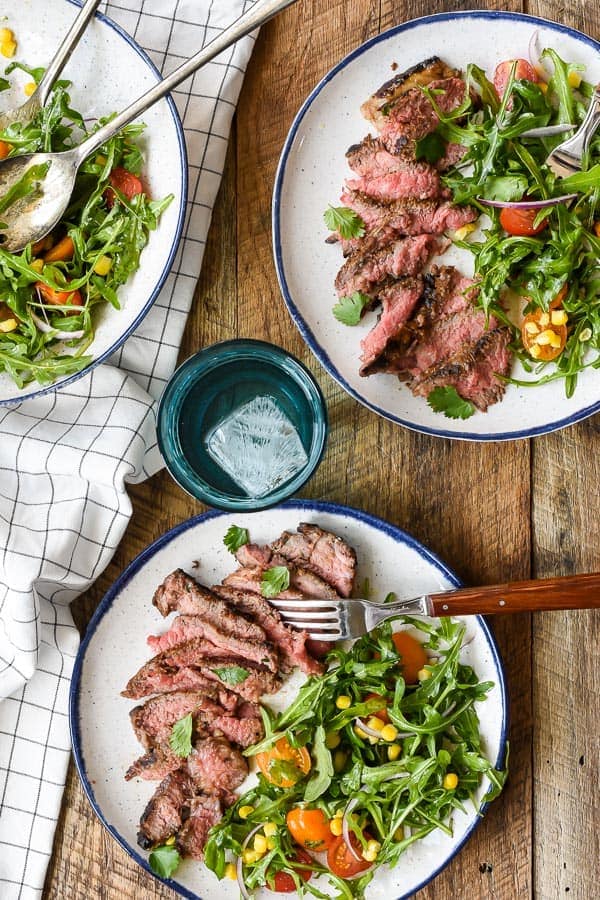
[0,2,257,896]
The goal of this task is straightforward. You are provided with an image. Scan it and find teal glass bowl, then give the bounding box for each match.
[157,339,328,511]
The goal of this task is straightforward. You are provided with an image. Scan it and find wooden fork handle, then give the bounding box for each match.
[428,573,600,617]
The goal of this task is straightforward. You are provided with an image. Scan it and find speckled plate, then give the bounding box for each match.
[273,11,600,440]
[70,500,508,900]
[0,0,186,405]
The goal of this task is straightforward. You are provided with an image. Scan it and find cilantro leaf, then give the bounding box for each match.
[214,665,250,685]
[149,843,181,879]
[414,131,447,164]
[427,386,476,419]
[333,291,370,326]
[224,524,249,554]
[0,78,10,93]
[169,713,193,758]
[261,566,290,598]
[323,205,365,239]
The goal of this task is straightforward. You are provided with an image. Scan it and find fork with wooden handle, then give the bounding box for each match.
[269,573,600,640]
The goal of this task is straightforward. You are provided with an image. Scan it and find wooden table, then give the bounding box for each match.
[44,2,599,898]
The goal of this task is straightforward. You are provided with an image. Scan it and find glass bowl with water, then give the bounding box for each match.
[157,339,328,510]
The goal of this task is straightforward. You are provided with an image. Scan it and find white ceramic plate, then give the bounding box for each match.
[70,500,508,900]
[273,11,600,440]
[0,0,186,405]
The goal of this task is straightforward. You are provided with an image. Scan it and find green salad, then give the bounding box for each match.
[204,617,507,899]
[0,61,172,388]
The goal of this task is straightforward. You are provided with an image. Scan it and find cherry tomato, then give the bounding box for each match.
[255,737,311,788]
[521,307,568,361]
[104,166,143,208]
[499,206,547,237]
[327,833,372,878]
[35,281,83,308]
[493,58,539,98]
[268,849,313,892]
[392,632,428,684]
[286,807,334,851]
[364,693,390,723]
[0,140,11,160]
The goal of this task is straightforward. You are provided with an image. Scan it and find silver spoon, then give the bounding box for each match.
[0,0,102,133]
[0,0,297,252]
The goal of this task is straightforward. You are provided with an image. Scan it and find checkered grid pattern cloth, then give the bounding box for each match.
[0,2,256,896]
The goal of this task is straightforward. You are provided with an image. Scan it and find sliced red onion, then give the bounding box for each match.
[342,798,365,862]
[442,701,457,718]
[236,824,263,900]
[477,193,578,210]
[520,123,574,138]
[528,29,552,82]
[30,311,85,341]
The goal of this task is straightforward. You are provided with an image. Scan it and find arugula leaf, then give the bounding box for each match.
[149,843,181,879]
[427,386,476,419]
[260,566,290,598]
[323,205,365,239]
[169,713,193,758]
[304,725,333,802]
[333,291,370,326]
[214,665,250,685]
[0,78,9,93]
[481,174,528,201]
[224,524,249,554]
[415,131,446,164]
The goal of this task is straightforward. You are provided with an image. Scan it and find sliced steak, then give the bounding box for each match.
[340,189,477,237]
[126,743,183,782]
[213,712,264,748]
[235,542,273,568]
[187,736,248,798]
[361,57,460,129]
[436,141,468,170]
[213,584,325,677]
[270,523,357,598]
[222,566,305,600]
[378,76,468,146]
[396,307,494,381]
[411,326,512,410]
[334,235,438,299]
[408,266,475,338]
[130,691,233,749]
[151,570,278,672]
[175,794,223,860]
[137,769,195,849]
[359,277,425,375]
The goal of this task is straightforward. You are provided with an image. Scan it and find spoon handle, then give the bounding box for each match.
[73,0,298,162]
[36,0,102,107]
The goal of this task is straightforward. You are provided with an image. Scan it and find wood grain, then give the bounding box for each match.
[43,1,599,899]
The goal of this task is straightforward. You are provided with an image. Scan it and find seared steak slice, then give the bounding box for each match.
[148,614,220,653]
[345,135,446,202]
[436,141,468,171]
[175,794,223,860]
[151,570,278,672]
[222,566,305,600]
[213,712,264,748]
[213,584,325,677]
[395,307,494,381]
[408,266,475,338]
[235,542,273,568]
[359,277,425,375]
[334,235,438,299]
[126,744,182,782]
[411,327,512,410]
[130,691,233,748]
[340,189,477,237]
[187,736,248,798]
[137,769,195,849]
[270,523,357,598]
[361,57,460,129]
[378,76,468,146]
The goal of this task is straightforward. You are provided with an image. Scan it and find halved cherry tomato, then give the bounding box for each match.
[392,631,428,684]
[493,58,538,98]
[521,307,568,361]
[44,235,75,263]
[104,166,143,208]
[286,807,334,851]
[268,849,314,892]
[499,206,547,237]
[327,833,372,878]
[364,693,390,723]
[255,737,311,788]
[35,281,83,308]
[0,140,11,160]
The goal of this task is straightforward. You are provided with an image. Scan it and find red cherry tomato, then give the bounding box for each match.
[268,849,313,892]
[327,833,372,878]
[499,206,547,237]
[35,281,83,308]
[493,58,539,99]
[105,166,143,208]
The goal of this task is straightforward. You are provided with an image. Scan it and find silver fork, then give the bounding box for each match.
[545,85,600,177]
[269,573,600,640]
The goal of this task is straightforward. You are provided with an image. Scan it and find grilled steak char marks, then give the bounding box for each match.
[361,56,461,128]
[359,276,425,375]
[334,234,439,300]
[339,189,477,237]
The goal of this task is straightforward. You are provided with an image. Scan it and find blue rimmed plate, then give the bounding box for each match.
[273,11,600,440]
[70,499,508,899]
[0,0,187,405]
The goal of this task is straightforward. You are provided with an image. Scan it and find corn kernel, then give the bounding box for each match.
[539,312,550,327]
[0,318,17,333]
[0,28,13,42]
[536,329,556,346]
[547,331,562,349]
[225,862,237,880]
[538,82,548,94]
[568,71,582,88]
[367,716,385,732]
[266,836,277,850]
[454,222,477,241]
[96,154,107,166]
[333,749,347,772]
[524,321,540,335]
[263,822,277,837]
[393,825,405,841]
[242,849,261,865]
[579,327,592,342]
[30,258,44,273]
[325,731,341,749]
[366,839,381,854]
[354,725,368,740]
[335,695,351,709]
[529,344,542,359]
[24,82,36,97]
[443,772,459,790]
[333,809,344,818]
[93,254,113,276]
[380,724,398,742]
[239,805,254,819]
[253,834,268,854]
[387,743,401,761]
[330,817,343,836]
[165,835,176,846]
[1,39,17,58]
[362,841,380,862]
[417,667,431,681]
[551,310,567,326]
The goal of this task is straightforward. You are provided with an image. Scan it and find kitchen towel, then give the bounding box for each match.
[0,1,257,896]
